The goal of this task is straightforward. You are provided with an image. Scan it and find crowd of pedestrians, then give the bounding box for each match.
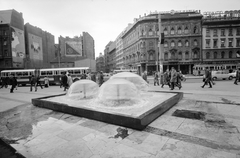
[1,67,239,93]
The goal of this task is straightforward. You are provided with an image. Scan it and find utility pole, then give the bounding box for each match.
[158,13,164,81]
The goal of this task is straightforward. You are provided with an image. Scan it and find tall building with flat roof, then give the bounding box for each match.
[0,9,25,70]
[202,10,240,70]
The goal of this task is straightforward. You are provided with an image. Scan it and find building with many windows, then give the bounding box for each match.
[121,10,202,75]
[0,9,25,70]
[202,10,240,70]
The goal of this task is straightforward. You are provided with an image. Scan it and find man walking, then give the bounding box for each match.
[161,69,171,88]
[201,67,212,88]
[9,74,17,93]
[170,67,178,90]
[154,71,159,86]
[234,68,239,85]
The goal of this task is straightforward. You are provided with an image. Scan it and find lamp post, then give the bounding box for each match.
[158,13,164,82]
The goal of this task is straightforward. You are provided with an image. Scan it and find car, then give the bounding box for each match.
[228,70,236,80]
[211,70,234,80]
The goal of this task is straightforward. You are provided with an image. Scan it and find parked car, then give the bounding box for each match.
[211,70,234,80]
[228,70,236,80]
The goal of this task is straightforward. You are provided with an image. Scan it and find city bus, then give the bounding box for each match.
[0,67,90,86]
[193,64,238,76]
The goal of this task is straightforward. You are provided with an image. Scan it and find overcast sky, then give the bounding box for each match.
[1,0,239,57]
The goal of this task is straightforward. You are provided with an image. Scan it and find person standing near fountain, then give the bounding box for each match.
[142,71,148,83]
[170,67,178,90]
[62,72,68,91]
[67,74,73,89]
[98,71,104,86]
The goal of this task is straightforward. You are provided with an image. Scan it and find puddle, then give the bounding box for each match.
[111,127,129,139]
[172,109,206,120]
[0,138,25,158]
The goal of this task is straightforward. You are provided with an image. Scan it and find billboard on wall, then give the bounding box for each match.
[65,41,82,56]
[11,27,25,68]
[28,33,43,62]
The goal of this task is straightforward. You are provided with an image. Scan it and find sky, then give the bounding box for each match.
[1,0,240,58]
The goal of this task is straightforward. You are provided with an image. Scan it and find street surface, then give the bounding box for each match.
[0,78,240,158]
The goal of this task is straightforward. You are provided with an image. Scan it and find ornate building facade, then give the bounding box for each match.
[121,10,202,75]
[202,10,240,70]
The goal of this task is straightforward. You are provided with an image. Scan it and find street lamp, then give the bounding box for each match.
[158,13,164,81]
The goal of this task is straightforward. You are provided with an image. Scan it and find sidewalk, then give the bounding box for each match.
[0,83,240,158]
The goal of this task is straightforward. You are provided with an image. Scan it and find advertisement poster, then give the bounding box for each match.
[28,33,43,66]
[65,41,82,56]
[11,27,25,68]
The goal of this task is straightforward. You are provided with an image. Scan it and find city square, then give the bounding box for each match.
[1,0,240,157]
[0,77,240,158]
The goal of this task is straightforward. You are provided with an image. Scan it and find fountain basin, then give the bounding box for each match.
[32,91,183,130]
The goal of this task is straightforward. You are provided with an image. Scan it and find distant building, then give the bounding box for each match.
[0,9,25,70]
[202,10,240,69]
[96,53,105,72]
[104,41,113,73]
[24,23,55,69]
[51,34,96,71]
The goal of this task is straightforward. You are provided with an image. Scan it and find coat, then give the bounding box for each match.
[170,70,178,83]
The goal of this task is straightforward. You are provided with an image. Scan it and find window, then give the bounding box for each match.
[221,51,225,58]
[184,27,189,34]
[237,28,240,35]
[229,51,232,58]
[164,52,168,60]
[177,27,182,34]
[229,28,233,36]
[206,29,210,36]
[237,39,240,47]
[228,38,233,47]
[171,52,176,59]
[171,41,175,47]
[193,51,198,59]
[170,27,175,35]
[206,52,210,59]
[193,26,197,34]
[164,41,168,48]
[185,52,189,60]
[141,29,144,36]
[213,39,218,47]
[178,40,182,47]
[221,39,225,47]
[178,52,182,60]
[149,53,153,60]
[214,52,218,59]
[148,28,153,36]
[185,40,189,47]
[194,39,198,46]
[213,29,218,36]
[164,28,168,35]
[221,29,225,36]
[206,39,210,48]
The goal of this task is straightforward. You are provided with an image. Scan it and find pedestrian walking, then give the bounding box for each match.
[201,67,212,88]
[62,72,68,91]
[35,76,43,91]
[14,75,18,90]
[9,74,17,93]
[161,69,171,88]
[44,76,49,88]
[176,70,182,90]
[170,67,178,90]
[30,75,37,92]
[234,68,240,85]
[154,71,159,86]
[67,74,73,88]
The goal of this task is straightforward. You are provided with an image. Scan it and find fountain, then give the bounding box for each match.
[32,72,183,130]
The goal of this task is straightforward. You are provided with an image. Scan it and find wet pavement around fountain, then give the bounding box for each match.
[0,80,240,158]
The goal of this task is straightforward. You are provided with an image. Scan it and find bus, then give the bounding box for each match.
[0,67,90,86]
[113,68,137,74]
[193,64,238,76]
